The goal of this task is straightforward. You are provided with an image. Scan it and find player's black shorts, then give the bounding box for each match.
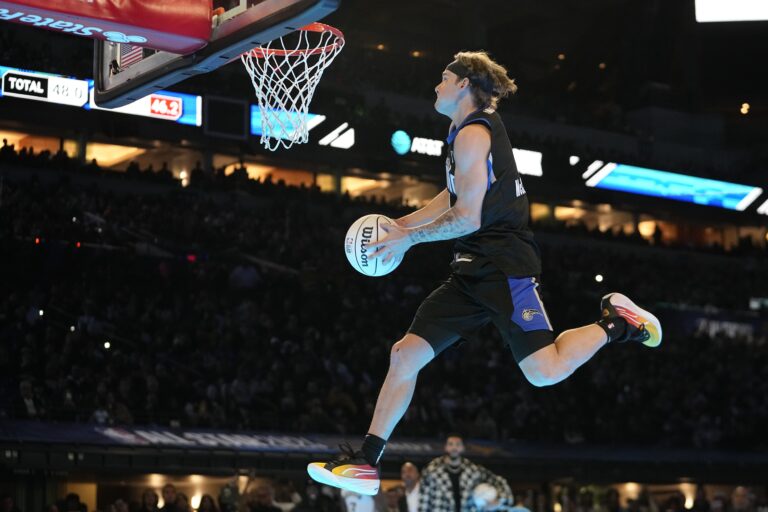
[408,253,554,363]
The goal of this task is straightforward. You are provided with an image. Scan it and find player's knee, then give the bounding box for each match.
[389,338,426,377]
[520,362,560,387]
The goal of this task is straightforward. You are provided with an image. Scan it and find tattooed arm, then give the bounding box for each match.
[407,124,490,245]
[396,188,450,228]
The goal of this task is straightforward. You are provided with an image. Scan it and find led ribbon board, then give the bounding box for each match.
[585,163,763,211]
[0,65,88,106]
[695,0,768,22]
[250,106,326,140]
[0,65,201,126]
[87,85,202,126]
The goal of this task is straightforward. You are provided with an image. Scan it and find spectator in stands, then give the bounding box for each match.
[710,494,727,512]
[58,493,86,512]
[110,499,129,512]
[691,486,709,512]
[419,434,512,511]
[663,492,686,512]
[218,483,240,512]
[160,485,178,512]
[198,495,219,512]
[175,493,191,512]
[15,379,44,419]
[273,480,302,511]
[601,489,622,512]
[0,494,20,512]
[731,487,755,512]
[139,489,160,512]
[381,488,400,512]
[293,483,339,512]
[509,493,533,512]
[249,485,282,512]
[398,462,420,512]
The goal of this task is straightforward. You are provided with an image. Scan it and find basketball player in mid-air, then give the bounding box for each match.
[308,51,662,495]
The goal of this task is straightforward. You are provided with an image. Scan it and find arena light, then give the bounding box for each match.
[585,162,763,211]
[695,0,768,22]
[512,148,543,176]
[740,102,750,115]
[582,160,605,179]
[757,198,768,215]
[318,122,355,149]
[85,142,145,168]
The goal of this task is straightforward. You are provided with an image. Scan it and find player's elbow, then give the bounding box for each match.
[455,207,481,232]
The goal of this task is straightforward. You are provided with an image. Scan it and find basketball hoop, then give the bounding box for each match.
[241,23,344,151]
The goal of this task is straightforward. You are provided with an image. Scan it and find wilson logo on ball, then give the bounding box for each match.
[344,214,403,277]
[359,226,373,267]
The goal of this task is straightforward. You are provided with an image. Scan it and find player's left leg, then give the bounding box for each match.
[517,292,662,387]
[518,324,607,386]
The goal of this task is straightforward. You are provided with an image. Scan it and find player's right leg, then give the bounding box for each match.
[306,334,434,496]
[307,273,483,495]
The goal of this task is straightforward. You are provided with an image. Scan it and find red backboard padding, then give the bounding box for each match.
[0,0,212,54]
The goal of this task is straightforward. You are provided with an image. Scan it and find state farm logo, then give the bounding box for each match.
[0,9,148,43]
[103,31,147,44]
[2,72,48,98]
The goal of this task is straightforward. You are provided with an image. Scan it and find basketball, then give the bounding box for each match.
[344,214,403,277]
[472,483,499,508]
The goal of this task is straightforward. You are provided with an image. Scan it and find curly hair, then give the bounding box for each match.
[453,50,517,109]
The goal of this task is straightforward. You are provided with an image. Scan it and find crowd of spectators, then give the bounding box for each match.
[1,159,767,451]
[3,480,766,512]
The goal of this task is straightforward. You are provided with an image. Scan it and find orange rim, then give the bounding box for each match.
[246,23,344,58]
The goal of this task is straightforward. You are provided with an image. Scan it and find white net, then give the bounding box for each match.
[241,24,344,151]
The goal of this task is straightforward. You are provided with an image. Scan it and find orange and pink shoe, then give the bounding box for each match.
[601,293,662,347]
[307,444,380,496]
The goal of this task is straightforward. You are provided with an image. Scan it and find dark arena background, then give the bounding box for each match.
[1,0,767,511]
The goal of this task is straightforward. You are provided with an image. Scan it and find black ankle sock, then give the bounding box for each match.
[361,433,387,466]
[596,316,627,342]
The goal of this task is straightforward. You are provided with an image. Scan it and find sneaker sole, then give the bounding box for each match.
[604,292,662,347]
[306,463,380,496]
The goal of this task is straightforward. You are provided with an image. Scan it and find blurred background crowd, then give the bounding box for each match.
[1,163,766,450]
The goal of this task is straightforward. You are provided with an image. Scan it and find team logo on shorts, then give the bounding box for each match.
[522,309,541,321]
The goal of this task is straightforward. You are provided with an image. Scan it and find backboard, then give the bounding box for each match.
[94,0,339,108]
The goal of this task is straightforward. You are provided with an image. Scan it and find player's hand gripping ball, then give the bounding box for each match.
[344,214,403,276]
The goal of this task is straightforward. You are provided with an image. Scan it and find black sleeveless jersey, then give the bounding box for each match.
[445,108,542,277]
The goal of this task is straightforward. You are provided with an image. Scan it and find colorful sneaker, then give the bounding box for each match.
[601,293,662,347]
[307,443,380,496]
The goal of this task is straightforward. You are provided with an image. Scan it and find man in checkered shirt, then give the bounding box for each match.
[419,434,512,512]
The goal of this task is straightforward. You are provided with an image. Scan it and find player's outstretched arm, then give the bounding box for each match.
[395,188,450,228]
[406,125,489,245]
